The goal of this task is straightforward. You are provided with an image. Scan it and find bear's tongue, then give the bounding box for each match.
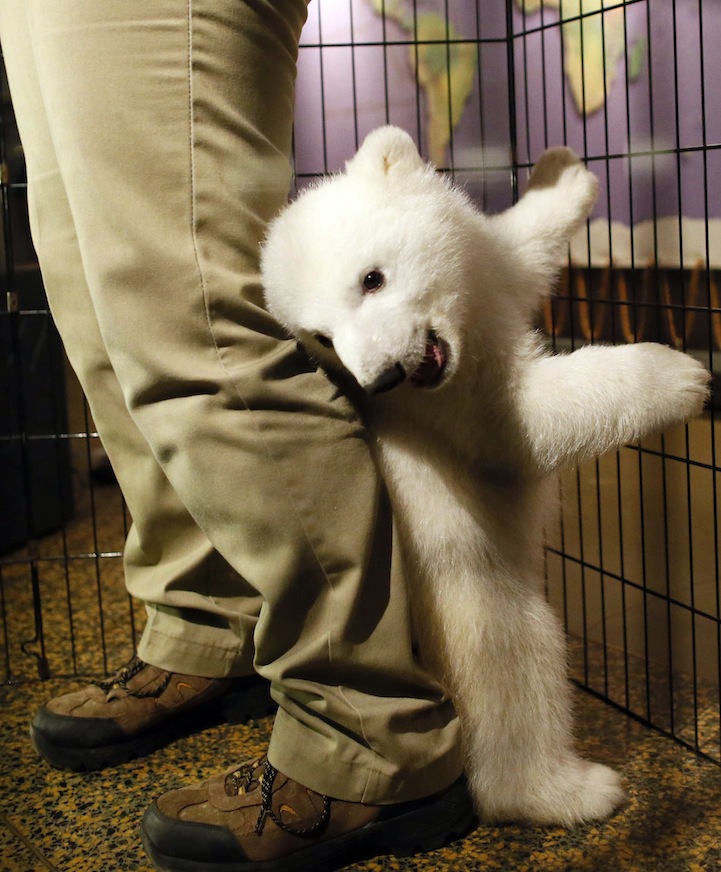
[410,335,446,388]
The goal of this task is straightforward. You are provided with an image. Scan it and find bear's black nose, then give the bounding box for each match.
[365,363,407,395]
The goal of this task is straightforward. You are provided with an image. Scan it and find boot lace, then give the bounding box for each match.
[95,655,171,699]
[227,757,331,838]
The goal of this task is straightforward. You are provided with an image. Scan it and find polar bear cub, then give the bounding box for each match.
[261,126,710,826]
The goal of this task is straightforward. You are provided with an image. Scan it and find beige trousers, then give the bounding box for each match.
[0,0,461,802]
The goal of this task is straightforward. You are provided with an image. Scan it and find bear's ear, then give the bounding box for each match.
[345,126,425,179]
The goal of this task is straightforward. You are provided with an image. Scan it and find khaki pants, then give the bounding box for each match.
[0,0,461,802]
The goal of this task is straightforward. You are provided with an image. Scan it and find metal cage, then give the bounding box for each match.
[2,0,719,765]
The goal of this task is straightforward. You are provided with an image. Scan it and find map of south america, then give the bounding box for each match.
[370,0,477,166]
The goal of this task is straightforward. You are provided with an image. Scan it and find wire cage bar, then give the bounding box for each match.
[1,0,719,765]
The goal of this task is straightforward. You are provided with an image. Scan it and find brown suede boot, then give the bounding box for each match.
[141,755,474,872]
[30,656,273,771]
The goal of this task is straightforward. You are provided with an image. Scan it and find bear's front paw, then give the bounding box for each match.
[527,147,599,222]
[632,344,711,422]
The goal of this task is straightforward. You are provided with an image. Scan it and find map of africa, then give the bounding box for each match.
[516,0,646,114]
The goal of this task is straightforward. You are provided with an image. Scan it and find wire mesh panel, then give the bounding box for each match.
[1,0,720,767]
[510,0,721,762]
[0,61,143,683]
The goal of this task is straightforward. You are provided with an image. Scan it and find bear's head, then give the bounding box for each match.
[262,126,476,395]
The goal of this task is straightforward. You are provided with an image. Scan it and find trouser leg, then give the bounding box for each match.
[0,0,461,803]
[0,2,261,678]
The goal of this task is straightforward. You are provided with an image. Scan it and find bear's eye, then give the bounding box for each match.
[362,270,385,293]
[314,333,334,349]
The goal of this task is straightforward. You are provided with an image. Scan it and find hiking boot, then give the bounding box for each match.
[30,656,273,771]
[141,754,474,872]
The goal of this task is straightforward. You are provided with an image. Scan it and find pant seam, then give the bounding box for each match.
[184,0,379,775]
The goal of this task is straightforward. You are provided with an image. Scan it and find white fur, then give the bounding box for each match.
[261,127,710,825]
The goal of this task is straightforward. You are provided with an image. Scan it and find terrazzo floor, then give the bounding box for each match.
[1,673,721,871]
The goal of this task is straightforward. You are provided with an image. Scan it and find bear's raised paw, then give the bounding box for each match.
[529,147,598,207]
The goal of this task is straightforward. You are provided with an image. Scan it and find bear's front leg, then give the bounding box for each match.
[490,147,598,280]
[517,343,710,474]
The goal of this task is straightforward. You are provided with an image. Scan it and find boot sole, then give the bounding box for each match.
[141,776,476,872]
[30,679,275,771]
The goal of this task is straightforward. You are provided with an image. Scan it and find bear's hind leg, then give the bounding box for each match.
[427,573,625,826]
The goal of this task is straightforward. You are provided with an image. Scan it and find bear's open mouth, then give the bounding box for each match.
[409,331,448,388]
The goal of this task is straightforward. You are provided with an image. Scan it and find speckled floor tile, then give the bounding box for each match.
[2,675,721,872]
[0,815,55,871]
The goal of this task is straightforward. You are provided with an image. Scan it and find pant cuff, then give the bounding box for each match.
[137,605,255,678]
[267,703,464,805]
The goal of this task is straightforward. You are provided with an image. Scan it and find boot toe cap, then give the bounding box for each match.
[32,705,128,749]
[142,802,248,865]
